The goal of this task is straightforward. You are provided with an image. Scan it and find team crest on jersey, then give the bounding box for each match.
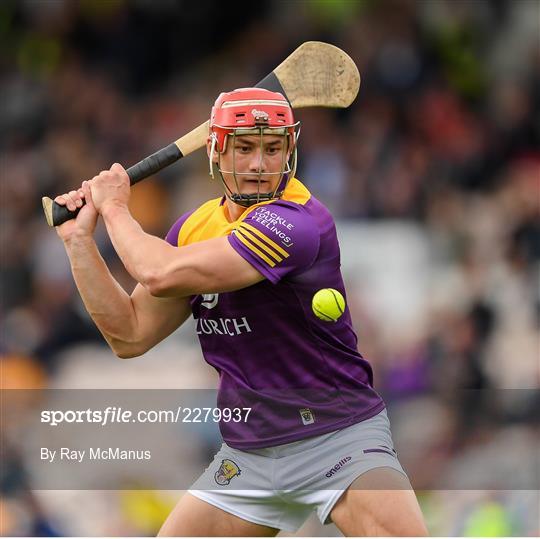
[214,459,241,485]
[299,408,315,425]
[201,293,219,309]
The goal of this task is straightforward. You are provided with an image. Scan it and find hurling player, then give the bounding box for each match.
[55,88,428,536]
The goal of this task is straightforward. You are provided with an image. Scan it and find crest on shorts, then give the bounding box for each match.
[214,458,241,485]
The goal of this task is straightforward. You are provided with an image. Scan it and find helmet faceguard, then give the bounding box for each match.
[208,88,300,208]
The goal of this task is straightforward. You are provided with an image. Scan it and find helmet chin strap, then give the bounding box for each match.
[229,188,286,207]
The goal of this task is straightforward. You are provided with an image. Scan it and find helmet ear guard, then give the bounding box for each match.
[208,88,300,207]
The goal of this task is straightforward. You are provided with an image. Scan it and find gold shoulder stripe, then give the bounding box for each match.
[233,231,276,267]
[237,228,284,263]
[239,222,289,258]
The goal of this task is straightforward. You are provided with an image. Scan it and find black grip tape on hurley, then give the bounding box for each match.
[49,143,182,226]
[126,143,182,184]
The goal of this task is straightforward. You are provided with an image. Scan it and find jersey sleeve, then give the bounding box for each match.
[165,209,195,247]
[228,202,320,284]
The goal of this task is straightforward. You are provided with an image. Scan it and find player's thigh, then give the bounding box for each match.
[158,492,279,537]
[330,467,428,537]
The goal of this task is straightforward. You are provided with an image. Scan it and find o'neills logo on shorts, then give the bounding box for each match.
[325,456,352,478]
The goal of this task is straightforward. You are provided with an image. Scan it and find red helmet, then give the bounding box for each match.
[210,87,296,152]
[208,87,300,207]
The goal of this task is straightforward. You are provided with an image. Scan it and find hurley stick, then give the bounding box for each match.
[43,42,360,226]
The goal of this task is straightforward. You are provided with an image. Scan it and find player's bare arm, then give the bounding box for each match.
[91,163,265,297]
[55,181,192,358]
[52,84,428,537]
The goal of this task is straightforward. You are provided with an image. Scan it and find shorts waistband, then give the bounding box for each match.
[232,408,389,459]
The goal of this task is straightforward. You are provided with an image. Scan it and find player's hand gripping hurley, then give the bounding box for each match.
[42,41,360,227]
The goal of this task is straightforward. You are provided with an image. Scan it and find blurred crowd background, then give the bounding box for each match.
[1,0,539,536]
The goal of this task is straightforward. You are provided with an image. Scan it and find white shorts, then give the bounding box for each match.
[189,408,408,532]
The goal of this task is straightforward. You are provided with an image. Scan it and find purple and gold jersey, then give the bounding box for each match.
[166,178,385,449]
